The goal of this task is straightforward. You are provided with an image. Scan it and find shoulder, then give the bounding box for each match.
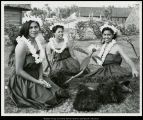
[113,43,122,49]
[15,40,28,53]
[112,43,124,54]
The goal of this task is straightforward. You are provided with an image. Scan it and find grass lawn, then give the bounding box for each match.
[3,35,140,114]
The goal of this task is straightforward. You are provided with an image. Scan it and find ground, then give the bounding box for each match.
[3,35,140,114]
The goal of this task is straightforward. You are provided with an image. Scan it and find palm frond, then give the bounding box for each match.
[80,56,91,71]
[92,56,97,63]
[73,46,89,55]
[93,56,102,61]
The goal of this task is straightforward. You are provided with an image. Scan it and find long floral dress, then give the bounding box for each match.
[8,50,64,110]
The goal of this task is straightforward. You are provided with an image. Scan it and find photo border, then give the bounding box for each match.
[1,0,142,117]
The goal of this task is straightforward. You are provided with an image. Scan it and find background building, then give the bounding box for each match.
[4,4,31,26]
[78,7,132,24]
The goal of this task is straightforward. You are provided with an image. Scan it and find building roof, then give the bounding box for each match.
[4,4,31,10]
[79,7,104,17]
[78,7,132,18]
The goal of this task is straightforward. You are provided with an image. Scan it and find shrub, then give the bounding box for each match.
[41,22,53,42]
[119,24,139,36]
[75,21,87,40]
[4,24,20,46]
[88,20,104,39]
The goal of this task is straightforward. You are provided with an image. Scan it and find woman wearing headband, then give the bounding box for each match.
[45,24,80,88]
[8,17,69,110]
[83,24,138,92]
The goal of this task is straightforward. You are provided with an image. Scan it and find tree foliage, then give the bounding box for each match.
[55,5,78,19]
[103,6,112,20]
[75,21,87,40]
[5,24,20,46]
[30,7,48,23]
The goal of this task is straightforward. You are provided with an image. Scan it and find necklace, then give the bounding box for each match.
[16,36,44,64]
[49,37,68,53]
[97,39,116,65]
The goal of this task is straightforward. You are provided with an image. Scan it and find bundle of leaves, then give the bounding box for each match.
[49,69,78,89]
[97,79,126,104]
[73,83,100,111]
[73,79,128,111]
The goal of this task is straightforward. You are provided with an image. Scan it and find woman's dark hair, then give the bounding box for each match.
[52,25,64,33]
[101,27,117,39]
[19,20,40,38]
[8,20,40,67]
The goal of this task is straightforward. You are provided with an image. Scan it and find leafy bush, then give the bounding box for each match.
[119,24,139,36]
[4,24,20,46]
[41,22,53,42]
[75,21,87,40]
[88,20,104,39]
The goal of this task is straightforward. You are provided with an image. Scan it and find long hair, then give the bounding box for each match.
[8,20,40,67]
[19,20,40,38]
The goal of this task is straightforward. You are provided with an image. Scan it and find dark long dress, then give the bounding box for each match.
[82,53,132,84]
[8,51,64,110]
[49,48,80,88]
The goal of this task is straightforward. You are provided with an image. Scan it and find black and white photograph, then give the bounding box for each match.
[1,1,142,116]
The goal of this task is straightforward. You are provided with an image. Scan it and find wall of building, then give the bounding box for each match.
[5,8,22,26]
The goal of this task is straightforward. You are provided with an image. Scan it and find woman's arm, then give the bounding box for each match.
[87,44,100,56]
[38,63,43,79]
[45,42,52,62]
[15,42,40,84]
[116,44,138,77]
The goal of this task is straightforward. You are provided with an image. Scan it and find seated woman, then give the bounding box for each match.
[71,23,139,111]
[8,17,69,110]
[45,24,80,88]
[82,23,139,92]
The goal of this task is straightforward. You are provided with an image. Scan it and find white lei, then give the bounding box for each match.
[49,37,68,53]
[97,39,117,65]
[16,36,44,64]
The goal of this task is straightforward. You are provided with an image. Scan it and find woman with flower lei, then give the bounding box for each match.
[83,23,139,92]
[45,25,80,88]
[8,18,69,110]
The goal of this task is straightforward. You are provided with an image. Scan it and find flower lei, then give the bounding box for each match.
[16,36,44,64]
[49,37,68,53]
[97,39,117,65]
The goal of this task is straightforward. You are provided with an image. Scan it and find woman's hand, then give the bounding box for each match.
[38,79,52,88]
[132,69,139,78]
[87,44,100,55]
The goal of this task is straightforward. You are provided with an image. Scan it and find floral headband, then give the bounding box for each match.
[22,15,43,26]
[100,23,118,34]
[50,23,65,30]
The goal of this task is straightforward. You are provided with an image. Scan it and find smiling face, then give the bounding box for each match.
[54,28,64,40]
[29,22,40,38]
[102,30,114,43]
